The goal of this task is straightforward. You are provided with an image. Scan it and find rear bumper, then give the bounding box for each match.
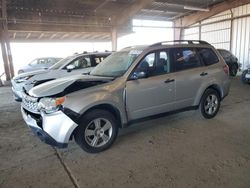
[221,78,231,100]
[21,107,78,148]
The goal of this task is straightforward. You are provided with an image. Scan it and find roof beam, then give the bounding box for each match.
[115,0,153,27]
[38,33,44,39]
[8,23,112,33]
[175,0,250,27]
[155,0,204,8]
[25,32,31,39]
[49,33,57,39]
[60,33,69,39]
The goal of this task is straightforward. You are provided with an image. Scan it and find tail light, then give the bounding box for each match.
[223,64,229,75]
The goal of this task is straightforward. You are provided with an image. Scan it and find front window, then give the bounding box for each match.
[49,56,73,70]
[90,50,142,77]
[133,50,170,78]
[67,56,91,70]
[29,59,38,66]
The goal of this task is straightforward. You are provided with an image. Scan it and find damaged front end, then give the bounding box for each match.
[21,75,114,148]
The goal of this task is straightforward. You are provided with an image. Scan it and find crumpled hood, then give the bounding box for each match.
[28,74,113,97]
[14,69,49,80]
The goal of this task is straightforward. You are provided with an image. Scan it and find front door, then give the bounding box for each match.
[126,50,175,120]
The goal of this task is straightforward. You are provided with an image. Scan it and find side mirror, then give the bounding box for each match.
[130,71,147,80]
[66,65,75,72]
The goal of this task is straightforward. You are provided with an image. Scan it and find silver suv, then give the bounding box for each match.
[21,40,230,153]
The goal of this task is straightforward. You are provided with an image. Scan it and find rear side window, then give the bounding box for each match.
[172,48,202,71]
[198,48,219,66]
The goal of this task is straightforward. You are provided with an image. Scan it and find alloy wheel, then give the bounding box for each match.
[204,94,219,115]
[84,118,113,148]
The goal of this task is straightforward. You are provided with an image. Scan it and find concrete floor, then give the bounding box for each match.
[0,76,250,188]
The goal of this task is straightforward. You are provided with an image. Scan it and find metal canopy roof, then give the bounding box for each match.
[2,0,226,42]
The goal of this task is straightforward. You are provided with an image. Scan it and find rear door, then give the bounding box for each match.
[171,47,207,109]
[126,50,176,120]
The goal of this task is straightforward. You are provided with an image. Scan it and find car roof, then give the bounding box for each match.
[120,41,213,53]
[74,52,112,57]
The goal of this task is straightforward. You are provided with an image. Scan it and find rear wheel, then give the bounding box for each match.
[74,109,119,153]
[230,64,238,77]
[200,89,221,119]
[18,70,24,74]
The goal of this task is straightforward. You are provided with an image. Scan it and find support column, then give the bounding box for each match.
[173,19,183,40]
[174,28,183,40]
[111,28,117,51]
[1,0,14,80]
[229,9,234,52]
[5,37,14,77]
[0,32,11,81]
[198,21,201,40]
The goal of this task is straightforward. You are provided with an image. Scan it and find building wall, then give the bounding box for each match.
[182,4,250,69]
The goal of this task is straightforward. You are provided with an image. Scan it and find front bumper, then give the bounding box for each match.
[21,107,78,148]
[11,80,24,102]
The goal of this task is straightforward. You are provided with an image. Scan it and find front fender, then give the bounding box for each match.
[64,90,128,125]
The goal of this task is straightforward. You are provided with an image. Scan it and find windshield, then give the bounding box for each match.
[49,56,73,70]
[90,50,142,77]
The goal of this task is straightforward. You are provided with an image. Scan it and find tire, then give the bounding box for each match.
[230,64,238,77]
[74,109,119,153]
[199,89,221,119]
[241,70,249,84]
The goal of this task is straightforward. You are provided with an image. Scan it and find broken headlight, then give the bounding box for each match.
[38,96,65,113]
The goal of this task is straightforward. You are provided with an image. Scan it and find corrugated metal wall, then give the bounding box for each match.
[201,10,231,50]
[182,4,250,69]
[231,4,250,69]
[183,23,199,40]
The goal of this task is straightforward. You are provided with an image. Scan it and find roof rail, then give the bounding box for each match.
[150,40,210,47]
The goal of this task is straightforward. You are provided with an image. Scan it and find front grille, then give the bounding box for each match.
[22,92,39,113]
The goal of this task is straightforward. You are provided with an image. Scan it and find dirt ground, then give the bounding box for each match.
[0,76,250,188]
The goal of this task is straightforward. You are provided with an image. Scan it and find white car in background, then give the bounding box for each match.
[11,52,111,101]
[18,57,62,74]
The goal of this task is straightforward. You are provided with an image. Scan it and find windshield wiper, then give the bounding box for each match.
[89,74,114,78]
[82,72,90,75]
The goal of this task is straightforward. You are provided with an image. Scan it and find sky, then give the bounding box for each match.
[0,20,173,77]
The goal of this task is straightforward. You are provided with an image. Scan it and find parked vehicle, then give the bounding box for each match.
[18,57,62,74]
[21,40,230,153]
[217,49,239,76]
[241,64,250,84]
[12,52,111,101]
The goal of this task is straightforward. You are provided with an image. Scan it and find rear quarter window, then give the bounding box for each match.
[198,48,219,66]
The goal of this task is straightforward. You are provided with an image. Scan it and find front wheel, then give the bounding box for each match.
[74,109,119,153]
[200,89,221,119]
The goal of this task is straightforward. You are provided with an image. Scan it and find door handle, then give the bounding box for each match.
[164,79,175,84]
[200,72,208,76]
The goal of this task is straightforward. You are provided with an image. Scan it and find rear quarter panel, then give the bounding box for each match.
[193,62,230,106]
